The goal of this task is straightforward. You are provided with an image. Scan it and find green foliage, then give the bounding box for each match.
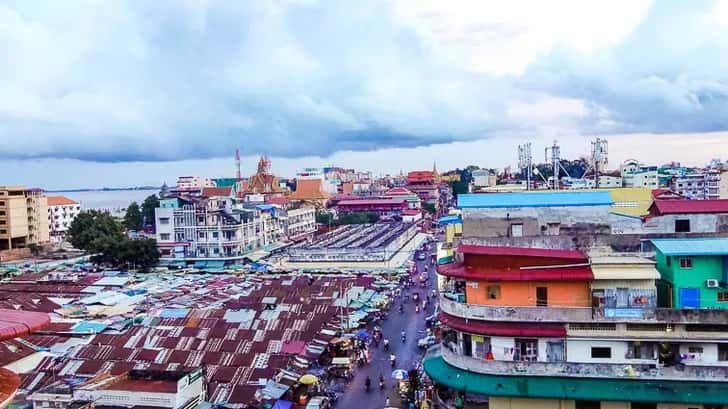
[68,211,124,251]
[338,212,380,225]
[449,180,469,196]
[422,203,437,214]
[141,195,160,227]
[68,210,159,271]
[123,202,143,231]
[316,211,334,225]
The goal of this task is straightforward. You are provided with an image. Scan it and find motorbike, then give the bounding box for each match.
[390,354,396,367]
[365,377,371,392]
[383,339,390,351]
[415,306,420,314]
[379,378,385,390]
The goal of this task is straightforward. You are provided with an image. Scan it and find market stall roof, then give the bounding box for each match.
[0,368,20,408]
[0,309,50,341]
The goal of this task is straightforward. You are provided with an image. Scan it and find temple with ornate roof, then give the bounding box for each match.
[238,156,286,198]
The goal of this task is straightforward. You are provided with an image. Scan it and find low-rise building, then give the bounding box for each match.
[46,196,81,243]
[671,169,721,200]
[621,160,659,188]
[428,244,728,409]
[336,198,408,217]
[653,238,728,309]
[472,169,497,188]
[175,176,215,189]
[0,186,49,250]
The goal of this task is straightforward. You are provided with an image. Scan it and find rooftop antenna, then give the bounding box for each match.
[590,138,608,188]
[518,142,533,190]
[545,140,561,189]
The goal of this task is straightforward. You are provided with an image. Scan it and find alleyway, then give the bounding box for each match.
[334,248,436,409]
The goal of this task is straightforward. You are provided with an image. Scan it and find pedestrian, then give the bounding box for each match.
[385,397,390,406]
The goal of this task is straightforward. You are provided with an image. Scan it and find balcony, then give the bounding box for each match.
[439,296,728,324]
[439,344,728,383]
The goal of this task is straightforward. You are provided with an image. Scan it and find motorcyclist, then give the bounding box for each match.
[401,330,406,341]
[390,354,396,367]
[379,373,385,389]
[399,304,404,313]
[365,376,371,391]
[383,338,390,351]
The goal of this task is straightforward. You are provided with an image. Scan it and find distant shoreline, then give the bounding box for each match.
[45,187,161,193]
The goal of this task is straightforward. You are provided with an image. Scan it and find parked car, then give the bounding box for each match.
[417,335,437,349]
[306,396,331,409]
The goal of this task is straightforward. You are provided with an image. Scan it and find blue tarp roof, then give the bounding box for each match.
[437,215,462,225]
[651,238,728,256]
[159,308,190,318]
[272,400,292,409]
[457,191,614,209]
[72,321,108,334]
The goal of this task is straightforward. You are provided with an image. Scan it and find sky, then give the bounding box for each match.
[1,0,728,189]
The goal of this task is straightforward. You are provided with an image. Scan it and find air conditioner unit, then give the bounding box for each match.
[706,279,720,288]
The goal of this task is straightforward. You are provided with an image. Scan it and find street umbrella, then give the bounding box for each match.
[391,369,408,380]
[298,374,318,385]
[356,329,369,338]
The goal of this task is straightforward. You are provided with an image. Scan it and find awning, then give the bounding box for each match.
[458,244,586,260]
[437,263,593,281]
[438,313,566,337]
[590,264,660,281]
[331,357,351,366]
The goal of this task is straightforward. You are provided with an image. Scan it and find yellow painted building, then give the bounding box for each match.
[0,186,49,250]
[606,187,653,217]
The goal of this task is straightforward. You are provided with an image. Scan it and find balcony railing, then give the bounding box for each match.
[439,296,728,324]
[438,344,728,382]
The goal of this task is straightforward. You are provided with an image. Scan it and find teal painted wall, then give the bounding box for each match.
[655,250,727,309]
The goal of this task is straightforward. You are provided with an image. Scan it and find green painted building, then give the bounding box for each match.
[652,238,728,309]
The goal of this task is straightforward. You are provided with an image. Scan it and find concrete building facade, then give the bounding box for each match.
[46,196,81,243]
[0,187,49,250]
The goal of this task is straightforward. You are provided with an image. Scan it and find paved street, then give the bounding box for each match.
[335,247,436,409]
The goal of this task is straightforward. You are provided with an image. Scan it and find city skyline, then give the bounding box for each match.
[2,1,728,188]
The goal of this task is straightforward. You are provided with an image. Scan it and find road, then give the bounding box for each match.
[335,246,436,409]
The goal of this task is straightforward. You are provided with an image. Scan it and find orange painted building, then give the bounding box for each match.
[465,280,590,307]
[439,245,593,307]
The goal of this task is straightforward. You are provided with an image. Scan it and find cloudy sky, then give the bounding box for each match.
[1,0,728,189]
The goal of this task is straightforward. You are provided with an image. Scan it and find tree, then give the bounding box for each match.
[124,202,143,231]
[68,211,124,251]
[449,180,469,196]
[141,195,160,228]
[316,211,334,225]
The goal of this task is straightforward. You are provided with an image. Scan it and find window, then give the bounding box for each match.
[675,219,691,232]
[688,346,704,353]
[719,344,728,361]
[159,217,170,225]
[666,256,671,267]
[719,293,728,302]
[575,401,601,409]
[487,285,501,300]
[510,223,523,237]
[591,347,612,358]
[159,233,171,241]
[679,257,693,269]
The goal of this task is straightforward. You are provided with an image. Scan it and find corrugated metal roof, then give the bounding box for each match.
[458,244,586,260]
[457,191,613,208]
[652,199,728,215]
[591,264,660,280]
[651,238,728,256]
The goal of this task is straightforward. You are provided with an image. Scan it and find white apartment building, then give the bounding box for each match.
[285,206,316,241]
[621,160,659,188]
[472,169,496,188]
[155,197,287,261]
[175,176,216,189]
[46,196,81,243]
[671,170,721,199]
